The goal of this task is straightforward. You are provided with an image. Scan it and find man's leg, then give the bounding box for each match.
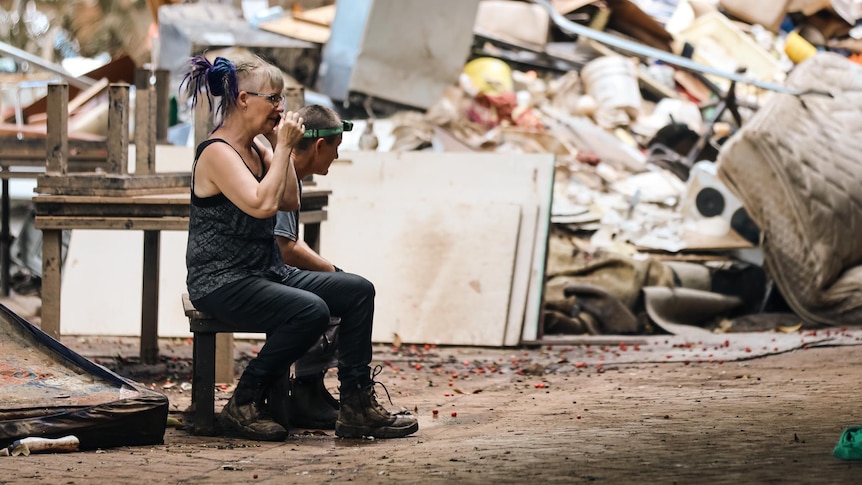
[282,270,418,438]
[282,270,374,387]
[290,320,340,429]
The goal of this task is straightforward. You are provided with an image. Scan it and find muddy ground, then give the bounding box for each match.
[2,295,862,484]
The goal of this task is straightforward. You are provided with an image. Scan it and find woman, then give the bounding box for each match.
[181,54,417,441]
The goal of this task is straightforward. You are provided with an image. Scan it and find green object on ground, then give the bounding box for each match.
[833,426,862,460]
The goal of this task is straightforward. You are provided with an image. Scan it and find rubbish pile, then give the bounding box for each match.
[3,0,862,340]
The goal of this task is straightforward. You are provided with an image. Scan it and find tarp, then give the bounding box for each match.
[0,304,168,450]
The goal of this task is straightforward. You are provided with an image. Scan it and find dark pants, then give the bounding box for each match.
[193,270,375,389]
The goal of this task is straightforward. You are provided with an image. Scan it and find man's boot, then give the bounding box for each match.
[220,374,287,441]
[267,372,292,431]
[335,368,418,439]
[290,374,339,429]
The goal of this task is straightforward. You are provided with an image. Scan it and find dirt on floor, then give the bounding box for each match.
[2,295,862,484]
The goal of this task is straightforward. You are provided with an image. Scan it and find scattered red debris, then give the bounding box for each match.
[451,411,457,417]
[432,409,439,416]
[534,382,546,389]
[414,364,423,371]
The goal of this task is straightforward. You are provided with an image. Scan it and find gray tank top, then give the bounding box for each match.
[185,138,289,301]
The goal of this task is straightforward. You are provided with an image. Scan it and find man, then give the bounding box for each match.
[273,105,417,439]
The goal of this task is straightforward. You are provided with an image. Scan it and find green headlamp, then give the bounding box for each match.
[302,120,354,139]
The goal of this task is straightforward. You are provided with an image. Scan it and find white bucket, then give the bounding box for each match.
[580,56,642,127]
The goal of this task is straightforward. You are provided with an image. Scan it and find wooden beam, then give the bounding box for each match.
[107,84,130,175]
[46,84,68,175]
[34,216,190,231]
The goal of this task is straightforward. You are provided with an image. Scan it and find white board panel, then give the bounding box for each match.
[60,230,191,337]
[325,198,520,345]
[323,151,555,344]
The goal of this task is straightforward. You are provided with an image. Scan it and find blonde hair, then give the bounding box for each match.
[181,53,285,121]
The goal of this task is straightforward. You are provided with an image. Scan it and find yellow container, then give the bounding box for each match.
[785,31,818,64]
[463,57,514,95]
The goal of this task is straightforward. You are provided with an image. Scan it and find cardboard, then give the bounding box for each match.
[259,15,332,44]
[719,0,790,32]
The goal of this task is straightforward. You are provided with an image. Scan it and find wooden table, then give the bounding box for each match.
[0,137,109,295]
[34,188,330,364]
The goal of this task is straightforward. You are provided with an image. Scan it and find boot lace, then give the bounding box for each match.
[369,364,394,411]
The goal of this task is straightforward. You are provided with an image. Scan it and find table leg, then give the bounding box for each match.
[40,228,62,339]
[141,230,160,364]
[1,179,9,296]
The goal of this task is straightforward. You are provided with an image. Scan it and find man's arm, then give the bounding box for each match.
[276,235,338,272]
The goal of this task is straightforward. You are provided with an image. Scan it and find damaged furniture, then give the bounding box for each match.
[32,77,331,364]
[717,52,862,326]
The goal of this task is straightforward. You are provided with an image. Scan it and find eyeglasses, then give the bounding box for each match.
[246,91,284,105]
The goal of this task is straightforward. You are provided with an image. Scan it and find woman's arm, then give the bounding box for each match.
[198,112,304,218]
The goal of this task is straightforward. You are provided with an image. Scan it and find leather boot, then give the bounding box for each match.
[267,372,292,431]
[219,375,287,442]
[290,376,339,429]
[335,368,418,439]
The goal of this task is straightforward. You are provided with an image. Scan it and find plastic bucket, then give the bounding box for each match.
[580,56,642,118]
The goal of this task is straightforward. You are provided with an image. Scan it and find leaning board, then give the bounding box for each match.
[320,151,555,345]
[328,198,521,345]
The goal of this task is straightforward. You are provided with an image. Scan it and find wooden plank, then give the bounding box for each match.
[155,70,171,143]
[293,5,336,27]
[40,229,62,338]
[0,137,106,161]
[106,84,130,175]
[34,216,189,231]
[46,84,68,174]
[134,69,156,176]
[215,333,235,384]
[36,172,190,195]
[140,230,161,364]
[259,16,331,44]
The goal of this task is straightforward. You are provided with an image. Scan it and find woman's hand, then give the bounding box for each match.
[277,111,305,149]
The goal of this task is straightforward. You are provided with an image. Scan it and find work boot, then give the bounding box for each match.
[335,367,418,439]
[290,375,340,429]
[267,372,292,431]
[220,376,287,442]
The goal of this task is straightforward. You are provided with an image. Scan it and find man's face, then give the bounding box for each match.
[313,135,342,176]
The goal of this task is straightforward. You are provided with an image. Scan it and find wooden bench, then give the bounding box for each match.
[182,293,339,436]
